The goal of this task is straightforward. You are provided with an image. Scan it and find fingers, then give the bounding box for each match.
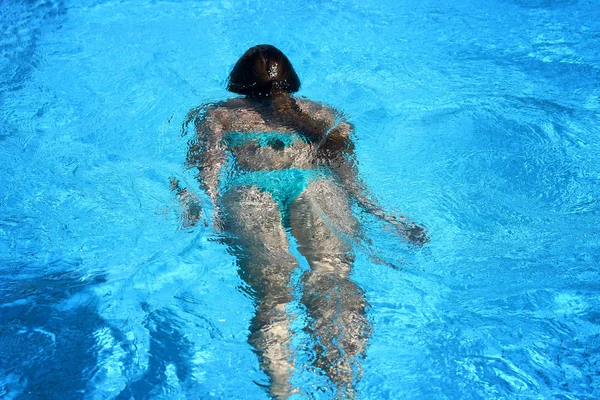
[169,177,180,191]
[402,222,429,246]
[389,219,429,246]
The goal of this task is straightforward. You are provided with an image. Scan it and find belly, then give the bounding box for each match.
[231,142,316,171]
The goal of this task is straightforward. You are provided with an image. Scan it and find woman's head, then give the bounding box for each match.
[227,45,300,97]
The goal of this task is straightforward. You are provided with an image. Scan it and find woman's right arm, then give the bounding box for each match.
[184,106,228,207]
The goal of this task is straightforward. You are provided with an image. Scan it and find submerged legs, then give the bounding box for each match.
[221,180,370,398]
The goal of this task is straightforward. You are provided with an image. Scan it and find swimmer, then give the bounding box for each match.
[174,44,427,398]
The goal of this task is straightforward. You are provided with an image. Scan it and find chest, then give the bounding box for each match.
[226,131,315,171]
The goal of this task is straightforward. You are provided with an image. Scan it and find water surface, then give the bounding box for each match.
[1,0,599,398]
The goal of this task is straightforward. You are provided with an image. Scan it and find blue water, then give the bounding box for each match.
[1,0,599,398]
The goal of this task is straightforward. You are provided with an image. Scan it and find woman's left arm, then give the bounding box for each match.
[318,120,429,246]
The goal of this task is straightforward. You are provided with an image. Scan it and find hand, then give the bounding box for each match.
[391,219,429,247]
[170,177,180,192]
[169,177,203,227]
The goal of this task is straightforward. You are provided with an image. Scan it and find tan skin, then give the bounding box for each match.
[174,91,427,398]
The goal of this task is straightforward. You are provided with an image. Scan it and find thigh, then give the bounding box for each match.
[288,179,359,272]
[220,185,298,299]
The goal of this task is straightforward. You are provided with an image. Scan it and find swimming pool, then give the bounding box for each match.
[1,0,599,398]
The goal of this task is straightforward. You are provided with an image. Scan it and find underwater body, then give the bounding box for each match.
[1,0,599,398]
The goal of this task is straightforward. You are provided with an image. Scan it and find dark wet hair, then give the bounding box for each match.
[227,45,300,97]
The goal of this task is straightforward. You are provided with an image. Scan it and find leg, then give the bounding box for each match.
[289,180,370,397]
[220,185,298,398]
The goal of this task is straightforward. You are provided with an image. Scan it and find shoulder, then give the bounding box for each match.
[196,98,252,130]
[204,99,241,120]
[192,98,247,119]
[294,97,353,136]
[294,97,336,124]
[294,97,354,138]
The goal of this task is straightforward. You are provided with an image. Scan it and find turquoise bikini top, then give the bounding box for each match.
[225,131,308,149]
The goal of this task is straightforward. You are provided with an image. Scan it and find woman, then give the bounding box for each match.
[175,45,427,398]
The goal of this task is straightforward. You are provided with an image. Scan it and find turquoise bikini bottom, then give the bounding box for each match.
[225,167,329,214]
